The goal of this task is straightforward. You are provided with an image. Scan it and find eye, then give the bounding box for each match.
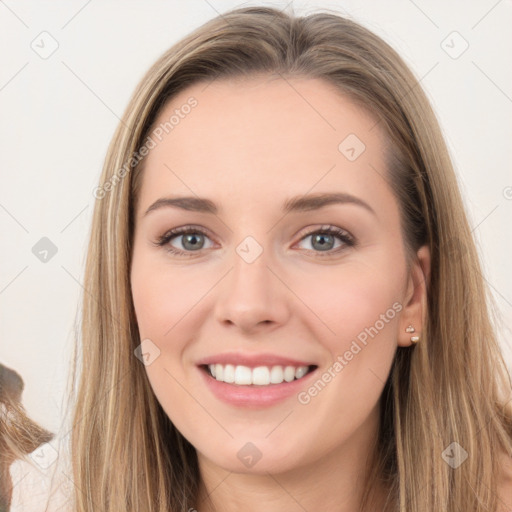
[154,226,214,257]
[295,225,355,256]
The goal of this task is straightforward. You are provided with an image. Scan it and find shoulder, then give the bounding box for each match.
[497,449,512,511]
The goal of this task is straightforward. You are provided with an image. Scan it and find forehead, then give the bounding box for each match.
[137,76,392,215]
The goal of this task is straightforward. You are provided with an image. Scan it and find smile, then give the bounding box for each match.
[204,363,317,386]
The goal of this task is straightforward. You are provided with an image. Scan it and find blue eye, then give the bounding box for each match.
[154,224,355,258]
[155,226,214,257]
[297,225,355,255]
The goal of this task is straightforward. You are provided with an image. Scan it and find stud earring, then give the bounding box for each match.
[405,325,420,344]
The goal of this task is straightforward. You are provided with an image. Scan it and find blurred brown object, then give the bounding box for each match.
[0,363,54,512]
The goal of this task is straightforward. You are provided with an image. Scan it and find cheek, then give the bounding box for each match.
[130,253,199,433]
[130,249,201,340]
[297,258,404,349]
[287,265,402,438]
[130,251,216,395]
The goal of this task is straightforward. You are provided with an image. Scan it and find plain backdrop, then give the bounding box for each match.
[1,0,511,438]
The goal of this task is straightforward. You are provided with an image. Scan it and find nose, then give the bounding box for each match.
[214,246,290,334]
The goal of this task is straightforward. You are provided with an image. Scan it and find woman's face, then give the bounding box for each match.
[130,76,429,475]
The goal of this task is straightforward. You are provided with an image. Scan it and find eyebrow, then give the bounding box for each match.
[143,192,376,217]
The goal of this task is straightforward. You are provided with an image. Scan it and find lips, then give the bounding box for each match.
[196,351,316,368]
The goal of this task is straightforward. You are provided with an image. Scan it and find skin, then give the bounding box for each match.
[130,76,430,512]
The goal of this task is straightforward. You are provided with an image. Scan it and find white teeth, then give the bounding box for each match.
[269,366,283,384]
[223,364,235,383]
[214,364,223,381]
[295,366,309,379]
[252,366,270,385]
[206,364,311,385]
[234,365,252,385]
[284,366,295,382]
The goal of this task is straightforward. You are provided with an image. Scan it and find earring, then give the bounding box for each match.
[405,325,420,344]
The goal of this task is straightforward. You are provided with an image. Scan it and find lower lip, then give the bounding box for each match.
[198,366,318,408]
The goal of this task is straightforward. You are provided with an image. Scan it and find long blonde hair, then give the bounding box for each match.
[69,5,512,511]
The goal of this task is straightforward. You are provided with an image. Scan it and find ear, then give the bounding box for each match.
[397,244,430,347]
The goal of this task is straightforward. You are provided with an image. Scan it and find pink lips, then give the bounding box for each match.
[196,351,315,368]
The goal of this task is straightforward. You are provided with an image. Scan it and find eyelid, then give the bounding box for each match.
[294,224,354,244]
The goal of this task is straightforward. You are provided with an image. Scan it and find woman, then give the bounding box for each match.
[69,6,512,511]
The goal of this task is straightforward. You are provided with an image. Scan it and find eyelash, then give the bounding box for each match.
[154,224,356,258]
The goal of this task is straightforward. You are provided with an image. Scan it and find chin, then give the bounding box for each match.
[197,440,306,475]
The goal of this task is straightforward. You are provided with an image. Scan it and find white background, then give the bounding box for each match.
[1,0,511,438]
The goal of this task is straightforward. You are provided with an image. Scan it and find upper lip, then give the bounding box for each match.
[196,352,317,368]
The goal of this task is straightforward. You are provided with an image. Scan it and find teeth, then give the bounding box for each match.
[207,364,311,385]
